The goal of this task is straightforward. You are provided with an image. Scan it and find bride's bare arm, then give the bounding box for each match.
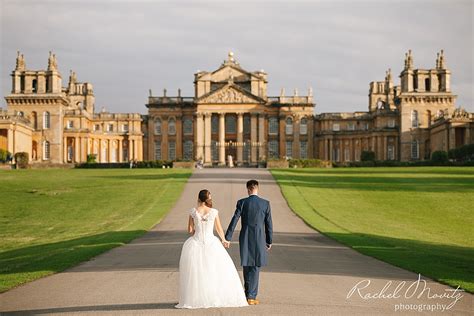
[188,215,195,235]
[214,214,226,242]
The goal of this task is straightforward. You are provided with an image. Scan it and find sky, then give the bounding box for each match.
[1,0,473,114]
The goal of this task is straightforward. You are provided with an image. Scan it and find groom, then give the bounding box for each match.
[224,179,273,305]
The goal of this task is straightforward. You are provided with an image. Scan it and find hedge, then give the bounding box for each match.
[76,160,173,169]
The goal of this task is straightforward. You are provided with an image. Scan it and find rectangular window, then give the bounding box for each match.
[344,148,350,161]
[364,122,369,131]
[300,141,308,159]
[67,120,74,129]
[388,120,395,128]
[347,123,355,131]
[388,145,395,160]
[43,141,50,160]
[154,141,161,160]
[332,123,340,131]
[211,115,218,134]
[285,141,293,158]
[168,141,176,160]
[268,117,278,135]
[108,124,114,132]
[123,124,129,132]
[411,141,419,159]
[211,140,218,161]
[268,140,279,159]
[243,115,251,134]
[183,119,193,135]
[333,148,340,162]
[94,124,100,131]
[183,140,193,160]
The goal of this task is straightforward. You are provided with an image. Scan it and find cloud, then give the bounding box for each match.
[1,0,472,113]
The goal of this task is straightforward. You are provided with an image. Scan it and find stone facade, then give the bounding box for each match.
[1,51,143,164]
[2,51,473,166]
[143,52,314,166]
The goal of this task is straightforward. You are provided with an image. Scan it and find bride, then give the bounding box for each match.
[175,189,248,309]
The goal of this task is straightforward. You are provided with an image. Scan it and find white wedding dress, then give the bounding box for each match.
[175,208,248,309]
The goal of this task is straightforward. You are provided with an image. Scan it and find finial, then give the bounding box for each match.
[308,87,313,97]
[178,88,181,97]
[149,89,152,97]
[228,51,234,62]
[280,88,285,97]
[439,49,446,69]
[294,88,299,97]
[163,88,167,97]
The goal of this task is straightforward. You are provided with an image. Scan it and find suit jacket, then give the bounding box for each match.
[225,194,273,267]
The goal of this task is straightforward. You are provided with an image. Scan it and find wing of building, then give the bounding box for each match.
[1,50,473,166]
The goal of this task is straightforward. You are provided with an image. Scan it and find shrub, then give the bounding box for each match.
[288,159,328,168]
[76,160,173,169]
[14,152,29,169]
[431,151,449,164]
[86,154,97,163]
[0,149,12,163]
[361,151,376,162]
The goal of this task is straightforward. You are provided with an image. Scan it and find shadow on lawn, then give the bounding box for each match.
[271,167,474,176]
[272,174,474,193]
[1,229,472,289]
[91,172,191,181]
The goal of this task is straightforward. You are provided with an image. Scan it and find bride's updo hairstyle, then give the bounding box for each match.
[198,189,212,208]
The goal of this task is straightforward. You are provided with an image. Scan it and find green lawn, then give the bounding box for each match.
[271,167,474,293]
[0,168,191,293]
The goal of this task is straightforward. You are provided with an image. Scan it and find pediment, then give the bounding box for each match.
[211,65,250,82]
[197,84,264,104]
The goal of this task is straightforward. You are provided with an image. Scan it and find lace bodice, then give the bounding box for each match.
[190,208,218,243]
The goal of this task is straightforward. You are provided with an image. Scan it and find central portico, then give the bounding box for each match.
[143,52,315,166]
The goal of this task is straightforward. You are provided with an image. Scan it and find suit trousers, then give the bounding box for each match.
[243,266,260,299]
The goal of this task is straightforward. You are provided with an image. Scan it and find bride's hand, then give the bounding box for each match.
[222,240,230,248]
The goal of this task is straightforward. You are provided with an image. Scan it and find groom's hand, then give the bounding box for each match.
[266,244,272,251]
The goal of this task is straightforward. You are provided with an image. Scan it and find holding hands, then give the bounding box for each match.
[222,240,230,248]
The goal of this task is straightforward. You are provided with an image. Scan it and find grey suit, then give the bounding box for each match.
[225,194,273,299]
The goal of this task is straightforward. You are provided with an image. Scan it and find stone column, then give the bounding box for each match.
[279,115,286,159]
[383,136,387,160]
[307,118,314,158]
[148,117,154,161]
[237,112,244,164]
[204,113,212,164]
[75,137,80,163]
[195,113,204,160]
[258,113,265,161]
[134,138,139,161]
[251,113,258,164]
[293,116,300,158]
[329,138,333,161]
[118,139,123,162]
[219,113,226,166]
[63,137,68,163]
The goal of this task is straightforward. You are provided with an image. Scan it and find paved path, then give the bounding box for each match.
[0,169,472,315]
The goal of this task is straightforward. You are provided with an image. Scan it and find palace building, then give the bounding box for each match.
[1,52,143,164]
[1,51,473,166]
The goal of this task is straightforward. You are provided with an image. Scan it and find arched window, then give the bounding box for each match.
[285,117,293,135]
[168,117,176,135]
[154,118,161,135]
[411,110,419,128]
[43,141,50,160]
[183,118,193,135]
[300,117,308,135]
[43,111,50,129]
[268,117,278,135]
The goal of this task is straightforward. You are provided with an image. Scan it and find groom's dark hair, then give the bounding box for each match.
[246,179,259,190]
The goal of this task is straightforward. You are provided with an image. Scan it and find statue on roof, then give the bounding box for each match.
[48,51,58,71]
[16,51,25,71]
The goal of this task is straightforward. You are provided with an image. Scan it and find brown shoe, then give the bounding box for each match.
[247,299,260,305]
